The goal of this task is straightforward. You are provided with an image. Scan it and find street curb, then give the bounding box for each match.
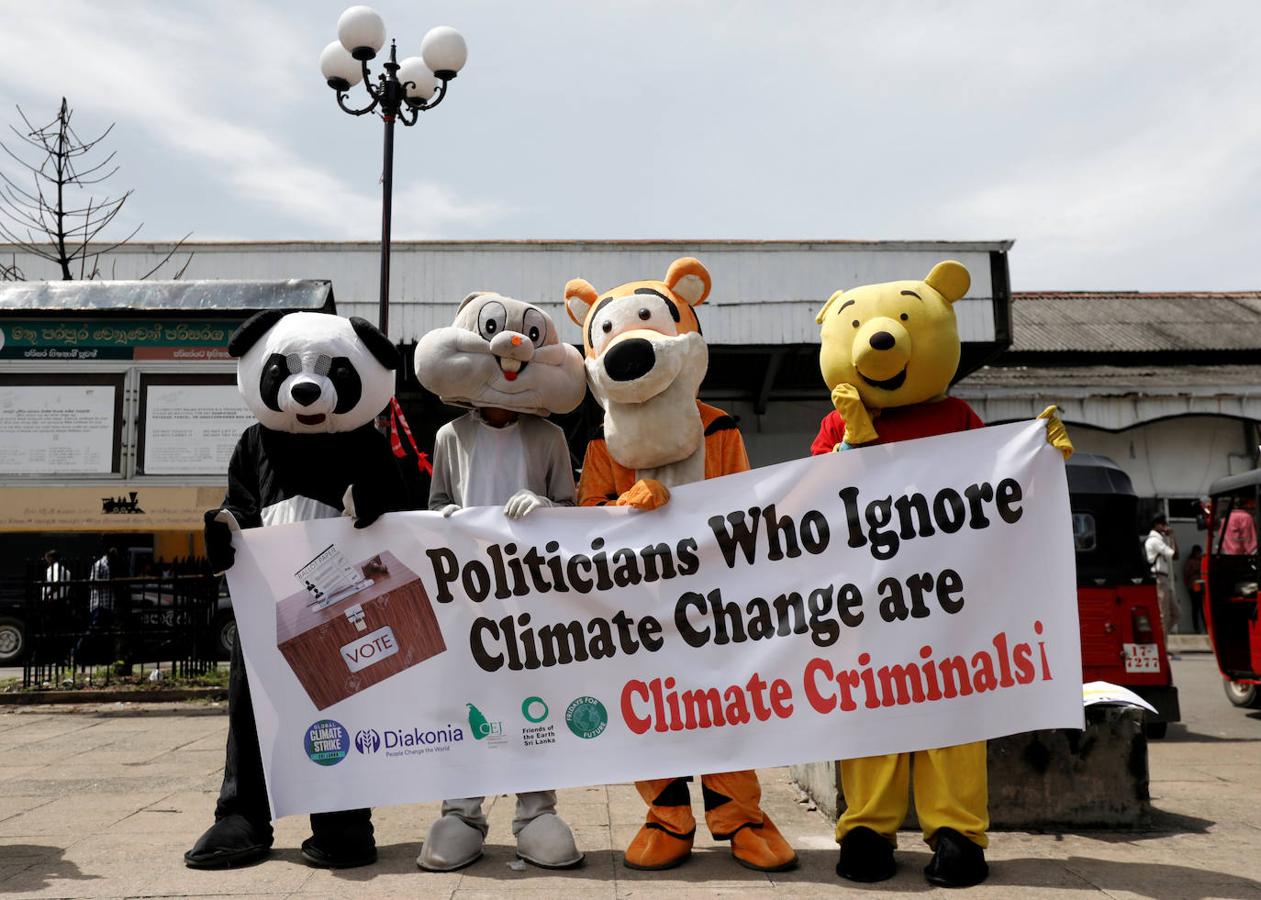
[0,687,227,706]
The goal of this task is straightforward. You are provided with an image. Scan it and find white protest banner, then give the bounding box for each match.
[226,418,1082,817]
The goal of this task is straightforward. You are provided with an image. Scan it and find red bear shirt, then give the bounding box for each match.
[810,396,983,455]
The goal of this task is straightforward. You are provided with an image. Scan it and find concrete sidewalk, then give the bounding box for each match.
[1,656,1259,899]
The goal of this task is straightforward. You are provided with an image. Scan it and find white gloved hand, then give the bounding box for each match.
[440,504,461,518]
[504,490,553,520]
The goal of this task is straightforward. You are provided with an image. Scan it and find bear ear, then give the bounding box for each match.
[350,316,400,370]
[924,260,970,304]
[664,257,711,306]
[227,309,289,358]
[815,290,845,325]
[564,278,599,326]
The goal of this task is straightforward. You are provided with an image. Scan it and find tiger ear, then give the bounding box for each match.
[815,290,845,325]
[565,278,598,326]
[664,257,711,306]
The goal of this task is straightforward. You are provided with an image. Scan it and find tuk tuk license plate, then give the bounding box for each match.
[1123,643,1161,673]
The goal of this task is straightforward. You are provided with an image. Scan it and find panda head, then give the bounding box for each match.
[229,311,399,434]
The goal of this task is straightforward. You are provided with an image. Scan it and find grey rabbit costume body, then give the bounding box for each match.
[413,292,587,871]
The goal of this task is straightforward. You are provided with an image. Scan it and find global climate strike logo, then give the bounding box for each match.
[305,719,350,766]
[565,696,608,740]
[354,728,382,754]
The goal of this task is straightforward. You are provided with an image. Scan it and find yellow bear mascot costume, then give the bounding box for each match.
[567,258,798,874]
[811,260,1072,887]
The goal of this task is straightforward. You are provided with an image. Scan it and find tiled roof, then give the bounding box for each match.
[1010,292,1261,353]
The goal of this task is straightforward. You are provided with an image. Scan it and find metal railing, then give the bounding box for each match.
[18,559,219,689]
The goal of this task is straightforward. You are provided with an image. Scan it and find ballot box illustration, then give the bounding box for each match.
[277,548,446,710]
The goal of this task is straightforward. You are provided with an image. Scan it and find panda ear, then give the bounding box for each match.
[227,310,288,358]
[350,317,400,370]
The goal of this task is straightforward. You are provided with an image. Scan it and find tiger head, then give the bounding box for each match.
[563,257,710,408]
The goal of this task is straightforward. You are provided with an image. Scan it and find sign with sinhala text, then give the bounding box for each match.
[227,419,1082,818]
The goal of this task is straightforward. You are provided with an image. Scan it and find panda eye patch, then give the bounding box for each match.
[328,357,363,414]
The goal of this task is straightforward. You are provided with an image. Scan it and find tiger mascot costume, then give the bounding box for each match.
[565,257,798,873]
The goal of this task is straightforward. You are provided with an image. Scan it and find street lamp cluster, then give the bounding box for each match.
[318,5,468,333]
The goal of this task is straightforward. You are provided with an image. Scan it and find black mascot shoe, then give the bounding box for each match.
[300,834,378,869]
[184,814,273,869]
[836,825,896,882]
[924,827,989,888]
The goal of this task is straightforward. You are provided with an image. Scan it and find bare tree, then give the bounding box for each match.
[0,97,191,280]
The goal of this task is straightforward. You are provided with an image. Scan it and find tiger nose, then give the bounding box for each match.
[291,382,322,407]
[869,331,897,351]
[604,338,656,382]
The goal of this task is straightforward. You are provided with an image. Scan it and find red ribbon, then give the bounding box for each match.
[389,396,432,476]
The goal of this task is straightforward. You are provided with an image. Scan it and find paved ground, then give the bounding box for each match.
[1,654,1259,899]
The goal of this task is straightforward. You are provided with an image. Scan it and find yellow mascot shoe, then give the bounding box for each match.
[623,823,695,870]
[729,816,798,872]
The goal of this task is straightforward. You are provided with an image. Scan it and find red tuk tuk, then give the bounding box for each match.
[1204,469,1261,708]
[1068,454,1180,737]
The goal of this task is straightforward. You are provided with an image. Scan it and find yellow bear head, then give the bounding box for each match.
[816,260,970,410]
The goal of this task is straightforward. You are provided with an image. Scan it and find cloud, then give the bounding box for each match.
[0,0,501,238]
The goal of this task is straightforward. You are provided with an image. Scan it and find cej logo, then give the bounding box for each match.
[305,719,350,766]
[354,729,382,754]
[565,696,608,740]
[467,703,505,743]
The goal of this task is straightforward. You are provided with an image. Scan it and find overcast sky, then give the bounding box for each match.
[0,0,1257,290]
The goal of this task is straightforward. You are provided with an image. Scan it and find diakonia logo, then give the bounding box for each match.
[565,696,608,740]
[305,719,350,765]
[354,729,382,754]
[522,696,549,724]
[467,703,504,741]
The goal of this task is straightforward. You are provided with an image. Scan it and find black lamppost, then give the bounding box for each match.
[320,6,467,335]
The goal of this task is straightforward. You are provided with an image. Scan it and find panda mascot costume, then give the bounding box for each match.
[811,261,1072,887]
[184,310,405,870]
[412,292,587,872]
[565,258,798,874]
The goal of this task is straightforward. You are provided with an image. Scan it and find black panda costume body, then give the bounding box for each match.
[185,310,406,870]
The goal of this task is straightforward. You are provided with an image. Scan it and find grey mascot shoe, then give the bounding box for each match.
[515,813,584,869]
[418,815,486,872]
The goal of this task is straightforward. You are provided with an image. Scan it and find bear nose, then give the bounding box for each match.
[604,338,656,382]
[869,331,897,351]
[291,382,322,407]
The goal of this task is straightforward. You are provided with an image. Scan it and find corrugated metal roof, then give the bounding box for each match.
[1010,292,1261,352]
[0,240,1011,346]
[958,363,1261,391]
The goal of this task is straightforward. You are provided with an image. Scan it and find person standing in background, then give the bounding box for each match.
[1183,545,1205,634]
[1145,515,1179,656]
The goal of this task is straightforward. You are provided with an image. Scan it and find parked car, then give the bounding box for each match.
[0,580,26,664]
[1068,453,1180,738]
